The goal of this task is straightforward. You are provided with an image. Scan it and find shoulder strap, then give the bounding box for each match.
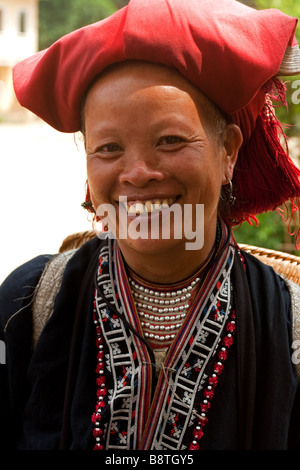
[32,249,77,348]
[285,279,300,381]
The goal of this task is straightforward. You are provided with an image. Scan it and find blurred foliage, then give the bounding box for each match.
[235,0,300,252]
[237,0,256,6]
[39,0,129,50]
[254,0,300,137]
[255,0,300,22]
[233,211,298,253]
[234,213,282,249]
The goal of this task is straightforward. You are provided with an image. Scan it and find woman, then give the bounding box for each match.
[1,0,300,450]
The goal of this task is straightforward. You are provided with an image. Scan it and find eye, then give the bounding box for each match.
[99,143,123,153]
[88,142,123,158]
[157,136,184,147]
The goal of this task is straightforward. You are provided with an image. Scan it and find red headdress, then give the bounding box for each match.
[13,0,300,241]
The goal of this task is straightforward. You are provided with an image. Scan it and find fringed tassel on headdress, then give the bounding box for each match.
[277,199,300,249]
[228,79,300,248]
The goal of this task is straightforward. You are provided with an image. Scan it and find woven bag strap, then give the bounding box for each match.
[32,250,77,348]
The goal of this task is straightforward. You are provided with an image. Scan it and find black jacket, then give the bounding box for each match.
[0,237,299,450]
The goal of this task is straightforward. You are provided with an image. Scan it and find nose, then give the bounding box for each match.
[119,154,165,187]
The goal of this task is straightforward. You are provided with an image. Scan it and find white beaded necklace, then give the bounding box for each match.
[129,274,201,349]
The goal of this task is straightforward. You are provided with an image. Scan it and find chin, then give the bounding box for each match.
[118,235,190,257]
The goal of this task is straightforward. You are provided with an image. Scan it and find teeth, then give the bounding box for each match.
[126,198,176,215]
[127,204,137,215]
[145,201,152,212]
[135,203,144,214]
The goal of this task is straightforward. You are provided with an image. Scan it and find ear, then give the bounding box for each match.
[222,124,243,183]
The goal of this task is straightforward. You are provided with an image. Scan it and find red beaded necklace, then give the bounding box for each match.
[189,310,236,449]
[91,298,107,450]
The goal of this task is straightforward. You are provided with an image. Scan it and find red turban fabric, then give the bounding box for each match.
[12,0,300,236]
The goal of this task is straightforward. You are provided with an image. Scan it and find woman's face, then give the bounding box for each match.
[84,62,240,268]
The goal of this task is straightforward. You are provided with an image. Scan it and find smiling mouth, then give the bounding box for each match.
[120,197,178,215]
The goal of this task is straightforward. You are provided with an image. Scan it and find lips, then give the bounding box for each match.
[121,197,177,215]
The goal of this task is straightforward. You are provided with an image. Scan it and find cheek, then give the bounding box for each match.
[86,161,113,206]
[185,156,224,198]
[196,175,224,218]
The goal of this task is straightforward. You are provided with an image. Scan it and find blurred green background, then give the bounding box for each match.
[39,0,300,254]
[236,0,300,254]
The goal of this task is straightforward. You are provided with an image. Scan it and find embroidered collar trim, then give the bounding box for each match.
[92,235,236,450]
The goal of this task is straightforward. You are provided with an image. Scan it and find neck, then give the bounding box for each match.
[117,221,222,284]
[127,248,213,284]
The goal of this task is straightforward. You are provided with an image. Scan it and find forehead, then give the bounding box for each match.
[82,61,225,143]
[84,61,205,108]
